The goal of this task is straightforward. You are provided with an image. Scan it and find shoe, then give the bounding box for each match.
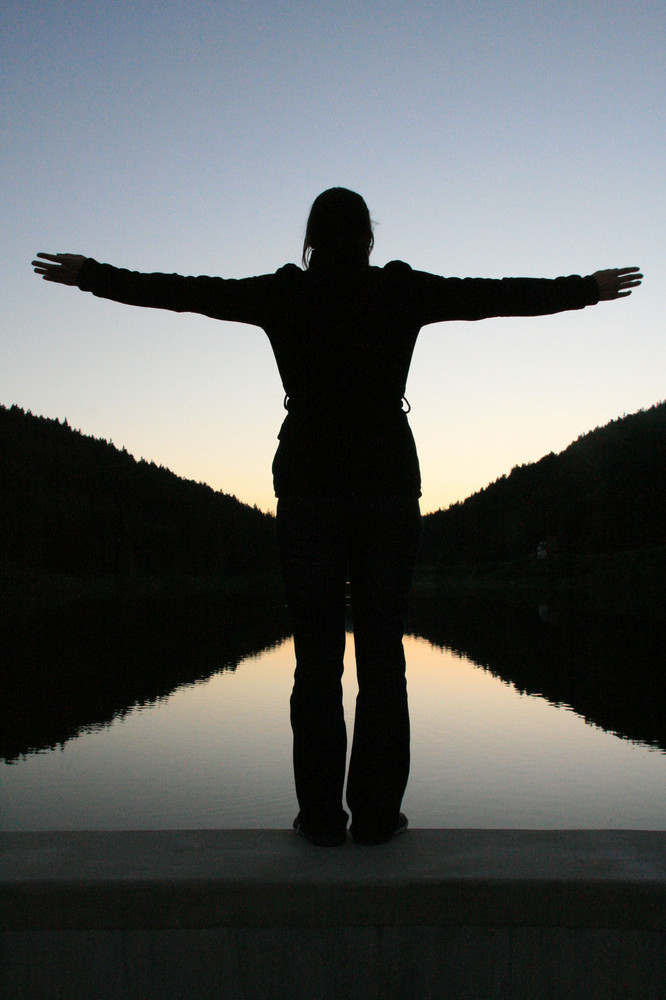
[292,814,348,847]
[351,812,409,846]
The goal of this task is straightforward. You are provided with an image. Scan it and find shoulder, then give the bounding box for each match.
[379,260,413,277]
[275,263,303,279]
[382,260,412,272]
[368,261,414,290]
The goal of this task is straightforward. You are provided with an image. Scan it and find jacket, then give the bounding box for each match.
[77,257,600,497]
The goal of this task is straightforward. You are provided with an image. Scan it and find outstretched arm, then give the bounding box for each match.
[32,253,87,285]
[31,251,280,326]
[592,267,643,300]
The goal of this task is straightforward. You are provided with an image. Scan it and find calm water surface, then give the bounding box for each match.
[3,632,665,831]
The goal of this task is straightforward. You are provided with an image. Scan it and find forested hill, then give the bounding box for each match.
[4,400,664,583]
[1,404,278,579]
[419,401,666,569]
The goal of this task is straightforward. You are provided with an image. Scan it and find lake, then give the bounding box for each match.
[2,591,665,831]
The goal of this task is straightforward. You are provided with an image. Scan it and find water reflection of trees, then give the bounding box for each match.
[2,586,290,763]
[6,582,664,764]
[407,590,666,752]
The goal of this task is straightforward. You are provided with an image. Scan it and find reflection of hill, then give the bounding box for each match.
[408,589,666,751]
[1,404,278,579]
[2,584,290,762]
[419,403,666,616]
[1,404,291,762]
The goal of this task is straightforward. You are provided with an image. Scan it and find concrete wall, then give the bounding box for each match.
[1,829,664,999]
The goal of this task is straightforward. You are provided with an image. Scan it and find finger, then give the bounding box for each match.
[35,252,65,262]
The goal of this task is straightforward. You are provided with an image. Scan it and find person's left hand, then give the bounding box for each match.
[32,253,87,285]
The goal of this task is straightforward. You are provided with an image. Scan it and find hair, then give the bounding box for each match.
[302,187,374,269]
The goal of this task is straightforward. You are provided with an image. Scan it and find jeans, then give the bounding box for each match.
[276,495,421,838]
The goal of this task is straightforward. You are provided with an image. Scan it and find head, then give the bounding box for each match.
[302,187,374,269]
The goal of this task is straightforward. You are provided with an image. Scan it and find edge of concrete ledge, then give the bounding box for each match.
[1,829,665,932]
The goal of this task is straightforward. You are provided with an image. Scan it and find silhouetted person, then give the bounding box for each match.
[33,188,642,845]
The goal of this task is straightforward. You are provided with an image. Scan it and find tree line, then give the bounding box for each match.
[1,404,279,580]
[3,399,664,586]
[418,401,666,570]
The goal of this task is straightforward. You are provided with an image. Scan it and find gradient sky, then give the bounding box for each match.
[3,1,663,514]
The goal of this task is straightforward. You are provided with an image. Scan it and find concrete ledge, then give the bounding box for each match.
[1,829,665,932]
[1,830,665,999]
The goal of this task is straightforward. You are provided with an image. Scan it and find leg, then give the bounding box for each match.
[346,498,421,841]
[276,497,349,837]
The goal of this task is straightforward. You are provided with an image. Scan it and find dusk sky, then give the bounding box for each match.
[3,1,663,514]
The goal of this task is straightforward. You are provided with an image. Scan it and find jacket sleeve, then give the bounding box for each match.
[404,267,600,326]
[77,258,284,327]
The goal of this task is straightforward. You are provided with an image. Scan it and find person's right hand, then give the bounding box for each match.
[591,267,643,300]
[32,253,87,285]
